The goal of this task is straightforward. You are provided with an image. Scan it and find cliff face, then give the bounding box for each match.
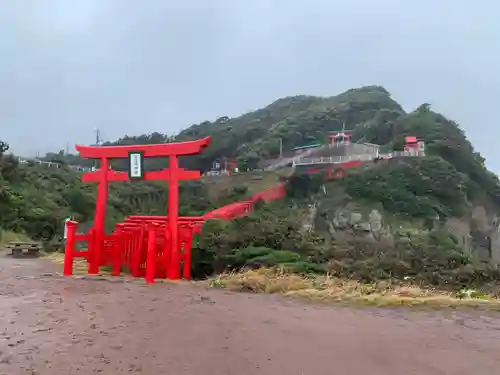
[446,205,500,263]
[307,183,500,264]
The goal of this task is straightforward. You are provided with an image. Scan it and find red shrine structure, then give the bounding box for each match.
[209,157,238,175]
[328,131,352,146]
[64,137,211,282]
[403,136,425,153]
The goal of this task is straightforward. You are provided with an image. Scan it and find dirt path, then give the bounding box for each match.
[0,257,499,375]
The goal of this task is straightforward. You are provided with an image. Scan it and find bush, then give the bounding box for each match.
[286,174,325,199]
[325,234,500,290]
[339,158,467,219]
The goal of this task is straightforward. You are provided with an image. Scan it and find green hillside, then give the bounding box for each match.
[42,85,403,170]
[40,85,499,211]
[3,85,500,293]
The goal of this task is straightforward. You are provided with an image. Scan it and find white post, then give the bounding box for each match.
[63,217,71,240]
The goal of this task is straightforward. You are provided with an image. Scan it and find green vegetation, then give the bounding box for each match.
[184,85,500,294]
[41,86,403,171]
[0,141,229,241]
[351,104,500,208]
[339,157,468,220]
[190,201,327,278]
[191,194,500,295]
[3,85,500,299]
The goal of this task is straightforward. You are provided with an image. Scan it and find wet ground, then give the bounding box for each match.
[0,256,499,375]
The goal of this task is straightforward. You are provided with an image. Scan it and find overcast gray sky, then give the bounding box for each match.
[1,0,499,170]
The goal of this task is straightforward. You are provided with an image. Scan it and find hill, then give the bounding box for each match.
[3,85,500,293]
[42,85,403,171]
[180,85,500,289]
[40,84,500,222]
[0,148,285,244]
[40,85,499,206]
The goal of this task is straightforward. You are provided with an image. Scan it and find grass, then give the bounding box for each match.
[44,252,114,273]
[44,252,90,274]
[204,169,291,200]
[44,252,126,277]
[0,230,31,245]
[208,268,500,310]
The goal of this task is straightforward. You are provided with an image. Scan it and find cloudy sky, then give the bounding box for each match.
[1,0,499,170]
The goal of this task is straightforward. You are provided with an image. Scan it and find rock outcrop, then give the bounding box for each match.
[313,187,500,264]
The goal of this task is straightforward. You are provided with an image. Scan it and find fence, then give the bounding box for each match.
[16,156,93,172]
[293,150,426,166]
[293,153,376,166]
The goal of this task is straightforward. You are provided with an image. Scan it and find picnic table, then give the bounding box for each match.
[6,241,42,257]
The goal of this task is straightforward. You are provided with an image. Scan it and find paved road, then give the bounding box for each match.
[0,257,499,374]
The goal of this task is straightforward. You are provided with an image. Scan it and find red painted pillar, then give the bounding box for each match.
[89,157,110,274]
[163,226,171,276]
[182,228,193,280]
[112,226,122,276]
[329,135,335,146]
[131,227,143,277]
[146,226,157,284]
[63,221,78,276]
[168,155,180,280]
[326,166,333,180]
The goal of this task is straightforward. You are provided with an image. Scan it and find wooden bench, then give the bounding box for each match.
[6,241,42,257]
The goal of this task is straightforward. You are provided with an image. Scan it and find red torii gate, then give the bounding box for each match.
[75,137,210,279]
[328,131,352,146]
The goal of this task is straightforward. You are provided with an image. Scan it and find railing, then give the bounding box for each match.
[389,151,426,158]
[16,156,93,172]
[265,144,329,170]
[293,150,426,166]
[265,141,382,170]
[293,153,376,166]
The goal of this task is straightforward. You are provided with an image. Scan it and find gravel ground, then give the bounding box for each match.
[0,256,499,375]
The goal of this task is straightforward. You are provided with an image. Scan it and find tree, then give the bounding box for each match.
[0,140,9,156]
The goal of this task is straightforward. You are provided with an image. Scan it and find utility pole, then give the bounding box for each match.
[95,128,101,146]
[334,119,346,147]
[93,128,101,171]
[279,138,283,159]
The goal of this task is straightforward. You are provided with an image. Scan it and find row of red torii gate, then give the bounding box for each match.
[63,136,286,283]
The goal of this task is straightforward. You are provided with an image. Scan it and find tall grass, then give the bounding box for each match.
[209,268,500,309]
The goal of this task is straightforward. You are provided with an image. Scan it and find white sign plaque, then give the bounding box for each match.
[128,152,144,179]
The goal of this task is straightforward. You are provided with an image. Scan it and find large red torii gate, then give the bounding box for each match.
[76,137,210,279]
